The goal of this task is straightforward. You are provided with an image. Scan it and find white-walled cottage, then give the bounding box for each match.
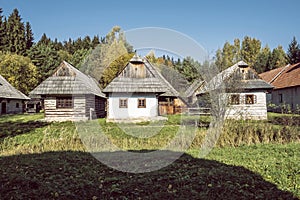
[103,54,181,121]
[197,61,273,120]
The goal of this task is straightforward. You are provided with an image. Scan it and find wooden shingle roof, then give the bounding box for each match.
[30,61,105,98]
[198,61,273,94]
[0,75,30,100]
[103,55,179,96]
[259,62,300,89]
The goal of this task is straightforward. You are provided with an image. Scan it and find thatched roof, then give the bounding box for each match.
[0,74,30,100]
[30,61,105,98]
[103,55,179,97]
[198,61,273,95]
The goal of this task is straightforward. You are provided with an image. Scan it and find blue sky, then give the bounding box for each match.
[1,0,300,56]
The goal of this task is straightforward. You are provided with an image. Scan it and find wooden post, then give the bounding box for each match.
[90,108,94,120]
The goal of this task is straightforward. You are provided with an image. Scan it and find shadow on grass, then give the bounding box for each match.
[0,120,50,139]
[0,151,298,200]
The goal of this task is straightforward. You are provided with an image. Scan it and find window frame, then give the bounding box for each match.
[229,94,240,105]
[245,94,256,104]
[119,98,128,108]
[137,98,146,108]
[56,97,73,109]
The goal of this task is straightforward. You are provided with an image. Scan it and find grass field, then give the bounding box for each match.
[0,113,299,199]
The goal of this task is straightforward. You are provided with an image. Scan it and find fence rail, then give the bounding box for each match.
[185,107,211,115]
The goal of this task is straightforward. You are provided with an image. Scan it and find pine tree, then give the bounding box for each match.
[27,43,61,83]
[63,38,75,54]
[92,35,100,48]
[37,33,51,46]
[287,36,300,64]
[53,38,64,51]
[82,36,92,49]
[25,22,34,50]
[6,8,26,55]
[254,45,271,73]
[0,8,7,51]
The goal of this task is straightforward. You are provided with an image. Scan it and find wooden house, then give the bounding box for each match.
[29,61,106,121]
[197,61,273,120]
[0,74,30,114]
[103,55,183,121]
[259,62,300,112]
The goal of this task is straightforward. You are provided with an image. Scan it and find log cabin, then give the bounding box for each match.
[29,61,106,121]
[0,74,30,114]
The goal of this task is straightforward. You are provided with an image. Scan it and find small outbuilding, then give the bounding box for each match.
[29,61,106,121]
[0,74,30,115]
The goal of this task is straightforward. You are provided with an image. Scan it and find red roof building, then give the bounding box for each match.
[259,62,300,111]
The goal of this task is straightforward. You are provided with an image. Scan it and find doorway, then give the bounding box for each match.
[1,102,6,114]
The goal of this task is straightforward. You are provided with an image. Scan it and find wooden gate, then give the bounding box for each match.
[159,102,174,115]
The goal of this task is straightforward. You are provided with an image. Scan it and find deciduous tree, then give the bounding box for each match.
[0,53,38,94]
[269,45,287,69]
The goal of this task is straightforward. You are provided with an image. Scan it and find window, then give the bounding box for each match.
[16,103,19,108]
[119,99,128,108]
[245,94,256,104]
[229,94,240,105]
[279,94,283,103]
[56,97,73,108]
[138,98,146,108]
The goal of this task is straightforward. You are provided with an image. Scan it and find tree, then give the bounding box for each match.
[25,22,34,50]
[0,8,7,51]
[269,45,287,69]
[92,35,100,48]
[71,48,90,67]
[82,36,92,49]
[37,33,51,46]
[58,50,73,63]
[287,36,300,64]
[175,56,201,83]
[53,38,64,51]
[254,45,271,73]
[0,53,38,94]
[79,26,130,84]
[6,9,26,55]
[27,43,61,83]
[241,36,261,68]
[160,65,190,93]
[63,38,75,54]
[215,39,241,70]
[99,52,134,88]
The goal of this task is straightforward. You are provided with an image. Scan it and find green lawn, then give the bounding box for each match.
[0,113,299,199]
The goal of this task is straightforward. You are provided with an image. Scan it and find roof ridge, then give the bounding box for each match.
[143,57,180,97]
[0,74,30,100]
[269,64,290,84]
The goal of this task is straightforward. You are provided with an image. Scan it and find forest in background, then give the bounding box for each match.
[0,8,300,95]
